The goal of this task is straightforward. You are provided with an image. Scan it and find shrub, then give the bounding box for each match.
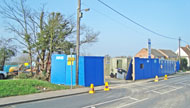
[180,58,188,71]
[182,69,186,72]
[15,72,32,79]
[33,74,47,81]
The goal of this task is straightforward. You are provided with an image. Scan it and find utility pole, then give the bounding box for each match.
[76,0,81,85]
[179,37,181,64]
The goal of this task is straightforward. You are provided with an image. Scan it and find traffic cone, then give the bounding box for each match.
[89,84,95,94]
[154,75,159,82]
[164,75,168,80]
[104,82,110,91]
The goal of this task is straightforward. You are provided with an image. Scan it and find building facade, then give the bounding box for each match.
[135,48,177,60]
[176,45,190,67]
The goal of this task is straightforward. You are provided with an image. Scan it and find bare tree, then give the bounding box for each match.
[0,0,100,81]
[0,0,38,75]
[0,37,17,70]
[80,25,99,45]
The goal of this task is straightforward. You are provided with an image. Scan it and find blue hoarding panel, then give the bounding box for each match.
[134,58,177,80]
[50,54,104,87]
[79,56,85,86]
[176,61,180,72]
[51,54,66,84]
[84,56,104,87]
[65,56,86,86]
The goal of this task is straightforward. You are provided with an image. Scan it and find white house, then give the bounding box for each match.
[176,45,190,67]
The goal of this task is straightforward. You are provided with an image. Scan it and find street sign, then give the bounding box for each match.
[68,57,75,61]
[67,61,74,65]
[70,48,74,53]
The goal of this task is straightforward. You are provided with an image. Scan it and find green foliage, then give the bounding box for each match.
[14,73,33,79]
[0,79,71,97]
[33,74,47,81]
[182,69,186,72]
[36,12,74,54]
[0,48,15,59]
[0,1,99,81]
[180,58,188,71]
[34,12,76,79]
[23,50,29,53]
[59,41,75,54]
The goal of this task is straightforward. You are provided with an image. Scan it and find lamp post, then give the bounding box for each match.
[76,0,90,85]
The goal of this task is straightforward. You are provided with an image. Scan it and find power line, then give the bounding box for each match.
[96,0,179,40]
[82,3,153,37]
[181,39,189,45]
[82,3,120,25]
[84,3,189,46]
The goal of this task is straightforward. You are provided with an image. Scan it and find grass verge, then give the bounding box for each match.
[0,79,74,98]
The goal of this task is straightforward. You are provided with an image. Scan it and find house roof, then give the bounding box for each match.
[144,48,165,57]
[181,47,190,57]
[159,49,178,58]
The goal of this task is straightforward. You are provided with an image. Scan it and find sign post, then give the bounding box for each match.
[70,48,74,89]
[148,39,151,59]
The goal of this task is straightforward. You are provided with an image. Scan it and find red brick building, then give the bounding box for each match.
[135,48,177,60]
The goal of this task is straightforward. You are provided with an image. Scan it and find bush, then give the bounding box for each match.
[15,72,33,79]
[182,69,186,72]
[33,74,47,81]
[180,58,188,71]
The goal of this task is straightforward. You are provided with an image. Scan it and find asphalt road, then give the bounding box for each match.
[4,72,190,108]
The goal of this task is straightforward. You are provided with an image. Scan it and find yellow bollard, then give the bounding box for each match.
[89,84,95,94]
[154,75,159,82]
[104,82,110,91]
[164,75,168,80]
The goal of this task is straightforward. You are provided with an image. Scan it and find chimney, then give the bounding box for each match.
[186,45,190,50]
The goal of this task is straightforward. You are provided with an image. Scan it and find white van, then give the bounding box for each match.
[0,71,8,79]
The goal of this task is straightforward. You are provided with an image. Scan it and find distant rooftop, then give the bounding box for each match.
[144,48,165,57]
[159,49,178,58]
[181,47,190,57]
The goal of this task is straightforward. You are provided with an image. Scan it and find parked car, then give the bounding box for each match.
[0,71,8,79]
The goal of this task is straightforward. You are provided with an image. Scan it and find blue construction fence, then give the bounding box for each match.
[51,54,104,87]
[126,57,180,80]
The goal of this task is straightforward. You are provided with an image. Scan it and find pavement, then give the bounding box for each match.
[0,71,189,107]
[0,85,104,107]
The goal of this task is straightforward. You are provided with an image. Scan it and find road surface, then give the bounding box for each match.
[4,72,190,108]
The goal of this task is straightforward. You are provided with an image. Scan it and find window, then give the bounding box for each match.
[117,60,122,69]
[140,64,144,69]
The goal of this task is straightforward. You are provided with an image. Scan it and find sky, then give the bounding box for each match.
[0,0,190,57]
